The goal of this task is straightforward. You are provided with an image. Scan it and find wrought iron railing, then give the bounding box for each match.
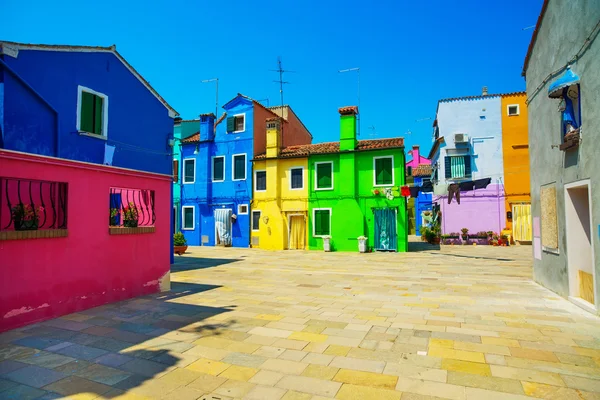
[0,177,68,231]
[109,187,155,228]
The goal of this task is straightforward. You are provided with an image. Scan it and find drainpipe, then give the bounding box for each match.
[0,58,60,158]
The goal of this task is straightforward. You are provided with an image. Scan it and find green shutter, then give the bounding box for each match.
[317,163,332,189]
[213,158,224,180]
[321,211,330,235]
[375,158,392,185]
[80,92,94,133]
[226,117,235,132]
[314,211,322,236]
[94,95,103,135]
[464,156,472,176]
[234,155,245,179]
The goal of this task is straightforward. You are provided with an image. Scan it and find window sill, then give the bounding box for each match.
[315,188,334,191]
[373,184,394,188]
[109,226,155,235]
[78,131,107,140]
[0,229,68,241]
[543,247,559,255]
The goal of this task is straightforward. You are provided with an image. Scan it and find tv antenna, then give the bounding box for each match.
[368,125,377,137]
[271,57,293,111]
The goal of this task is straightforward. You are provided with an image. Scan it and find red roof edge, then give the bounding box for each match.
[522,0,549,77]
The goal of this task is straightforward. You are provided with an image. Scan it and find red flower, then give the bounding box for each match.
[374,189,380,195]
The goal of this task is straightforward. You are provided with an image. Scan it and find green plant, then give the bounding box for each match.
[12,203,44,222]
[174,232,187,246]
[123,202,139,227]
[460,228,469,235]
[109,208,119,226]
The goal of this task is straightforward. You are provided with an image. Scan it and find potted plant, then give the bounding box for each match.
[110,208,120,226]
[174,232,188,255]
[500,234,510,247]
[357,236,368,253]
[123,202,139,228]
[11,203,44,231]
[322,235,332,252]
[460,228,469,244]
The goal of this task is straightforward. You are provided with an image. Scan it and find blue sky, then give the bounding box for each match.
[1,0,541,155]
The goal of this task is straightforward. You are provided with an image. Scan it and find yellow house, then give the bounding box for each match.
[501,92,531,242]
[251,118,309,250]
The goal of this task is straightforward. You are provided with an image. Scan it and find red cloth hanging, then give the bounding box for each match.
[401,185,410,197]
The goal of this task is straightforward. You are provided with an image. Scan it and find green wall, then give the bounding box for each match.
[307,148,407,252]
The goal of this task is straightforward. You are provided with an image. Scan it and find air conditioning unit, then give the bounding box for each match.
[454,133,469,143]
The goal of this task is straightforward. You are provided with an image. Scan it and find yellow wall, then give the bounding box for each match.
[251,157,309,250]
[501,93,530,230]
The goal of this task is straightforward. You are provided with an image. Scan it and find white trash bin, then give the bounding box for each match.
[323,237,331,252]
[358,237,367,253]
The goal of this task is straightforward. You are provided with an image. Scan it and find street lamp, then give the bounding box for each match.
[201,78,219,117]
[338,67,360,136]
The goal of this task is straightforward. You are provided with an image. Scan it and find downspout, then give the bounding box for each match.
[0,58,60,158]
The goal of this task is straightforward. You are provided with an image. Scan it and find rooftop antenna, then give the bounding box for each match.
[522,25,536,31]
[368,125,377,137]
[271,57,293,136]
[338,67,360,136]
[201,78,219,117]
[415,117,432,122]
[256,98,270,107]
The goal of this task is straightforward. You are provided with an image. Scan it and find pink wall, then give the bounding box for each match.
[434,184,506,234]
[406,146,431,167]
[0,150,171,332]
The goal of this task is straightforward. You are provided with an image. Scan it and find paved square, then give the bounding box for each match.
[1,244,599,399]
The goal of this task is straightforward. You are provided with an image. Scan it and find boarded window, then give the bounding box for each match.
[233,154,246,180]
[291,168,303,189]
[213,157,225,181]
[255,171,266,191]
[252,210,261,231]
[314,209,331,236]
[315,162,333,189]
[540,184,558,250]
[173,159,179,182]
[374,157,393,185]
[80,91,104,135]
[183,159,195,183]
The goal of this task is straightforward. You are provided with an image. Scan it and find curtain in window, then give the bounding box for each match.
[374,208,397,251]
[450,156,465,178]
[289,215,305,249]
[512,204,532,241]
[215,208,232,246]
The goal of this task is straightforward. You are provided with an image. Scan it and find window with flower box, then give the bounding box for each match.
[109,187,155,234]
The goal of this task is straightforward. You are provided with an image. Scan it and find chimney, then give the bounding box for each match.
[199,113,216,141]
[412,145,420,163]
[482,86,488,96]
[339,106,358,151]
[266,117,281,158]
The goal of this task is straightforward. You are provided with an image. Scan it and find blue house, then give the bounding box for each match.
[179,94,312,247]
[0,41,178,175]
[412,166,433,236]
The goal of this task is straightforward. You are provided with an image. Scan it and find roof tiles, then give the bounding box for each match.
[412,164,432,177]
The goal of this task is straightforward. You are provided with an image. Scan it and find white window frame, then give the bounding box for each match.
[251,210,261,231]
[76,85,109,139]
[182,206,195,230]
[289,167,304,190]
[232,153,247,181]
[254,170,267,192]
[312,208,332,238]
[373,156,395,187]
[233,113,246,133]
[212,156,225,182]
[183,158,196,184]
[507,104,520,116]
[314,161,334,191]
[238,204,249,215]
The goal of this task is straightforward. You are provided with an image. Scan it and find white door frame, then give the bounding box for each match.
[287,213,306,250]
[564,179,597,312]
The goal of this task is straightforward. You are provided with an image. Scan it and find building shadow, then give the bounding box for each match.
[0,281,238,399]
[171,255,242,272]
[408,241,441,252]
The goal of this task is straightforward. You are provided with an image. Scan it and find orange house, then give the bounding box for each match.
[501,92,531,242]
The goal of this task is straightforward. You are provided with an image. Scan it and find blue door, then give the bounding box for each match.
[374,208,397,251]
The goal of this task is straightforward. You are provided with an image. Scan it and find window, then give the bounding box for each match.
[109,187,156,234]
[255,170,266,192]
[173,159,179,183]
[315,162,333,190]
[238,204,248,215]
[77,86,108,137]
[252,210,261,231]
[182,206,195,230]
[183,159,195,184]
[406,166,412,177]
[232,154,246,181]
[374,156,394,186]
[507,104,520,116]
[444,155,471,179]
[212,156,225,182]
[227,114,245,133]
[290,167,304,190]
[313,208,331,237]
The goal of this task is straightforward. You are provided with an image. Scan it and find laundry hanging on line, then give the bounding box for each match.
[447,177,492,204]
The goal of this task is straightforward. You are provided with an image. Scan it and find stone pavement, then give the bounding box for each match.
[1,245,600,399]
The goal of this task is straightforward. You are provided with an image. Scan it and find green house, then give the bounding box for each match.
[307,106,408,252]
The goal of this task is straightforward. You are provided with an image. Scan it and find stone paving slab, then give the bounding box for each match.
[0,245,599,399]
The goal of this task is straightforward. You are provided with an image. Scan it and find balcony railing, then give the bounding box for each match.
[0,177,68,232]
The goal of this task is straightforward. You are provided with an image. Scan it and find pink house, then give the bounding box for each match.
[405,145,431,173]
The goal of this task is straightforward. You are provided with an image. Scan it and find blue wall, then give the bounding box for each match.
[181,97,253,247]
[1,50,174,175]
